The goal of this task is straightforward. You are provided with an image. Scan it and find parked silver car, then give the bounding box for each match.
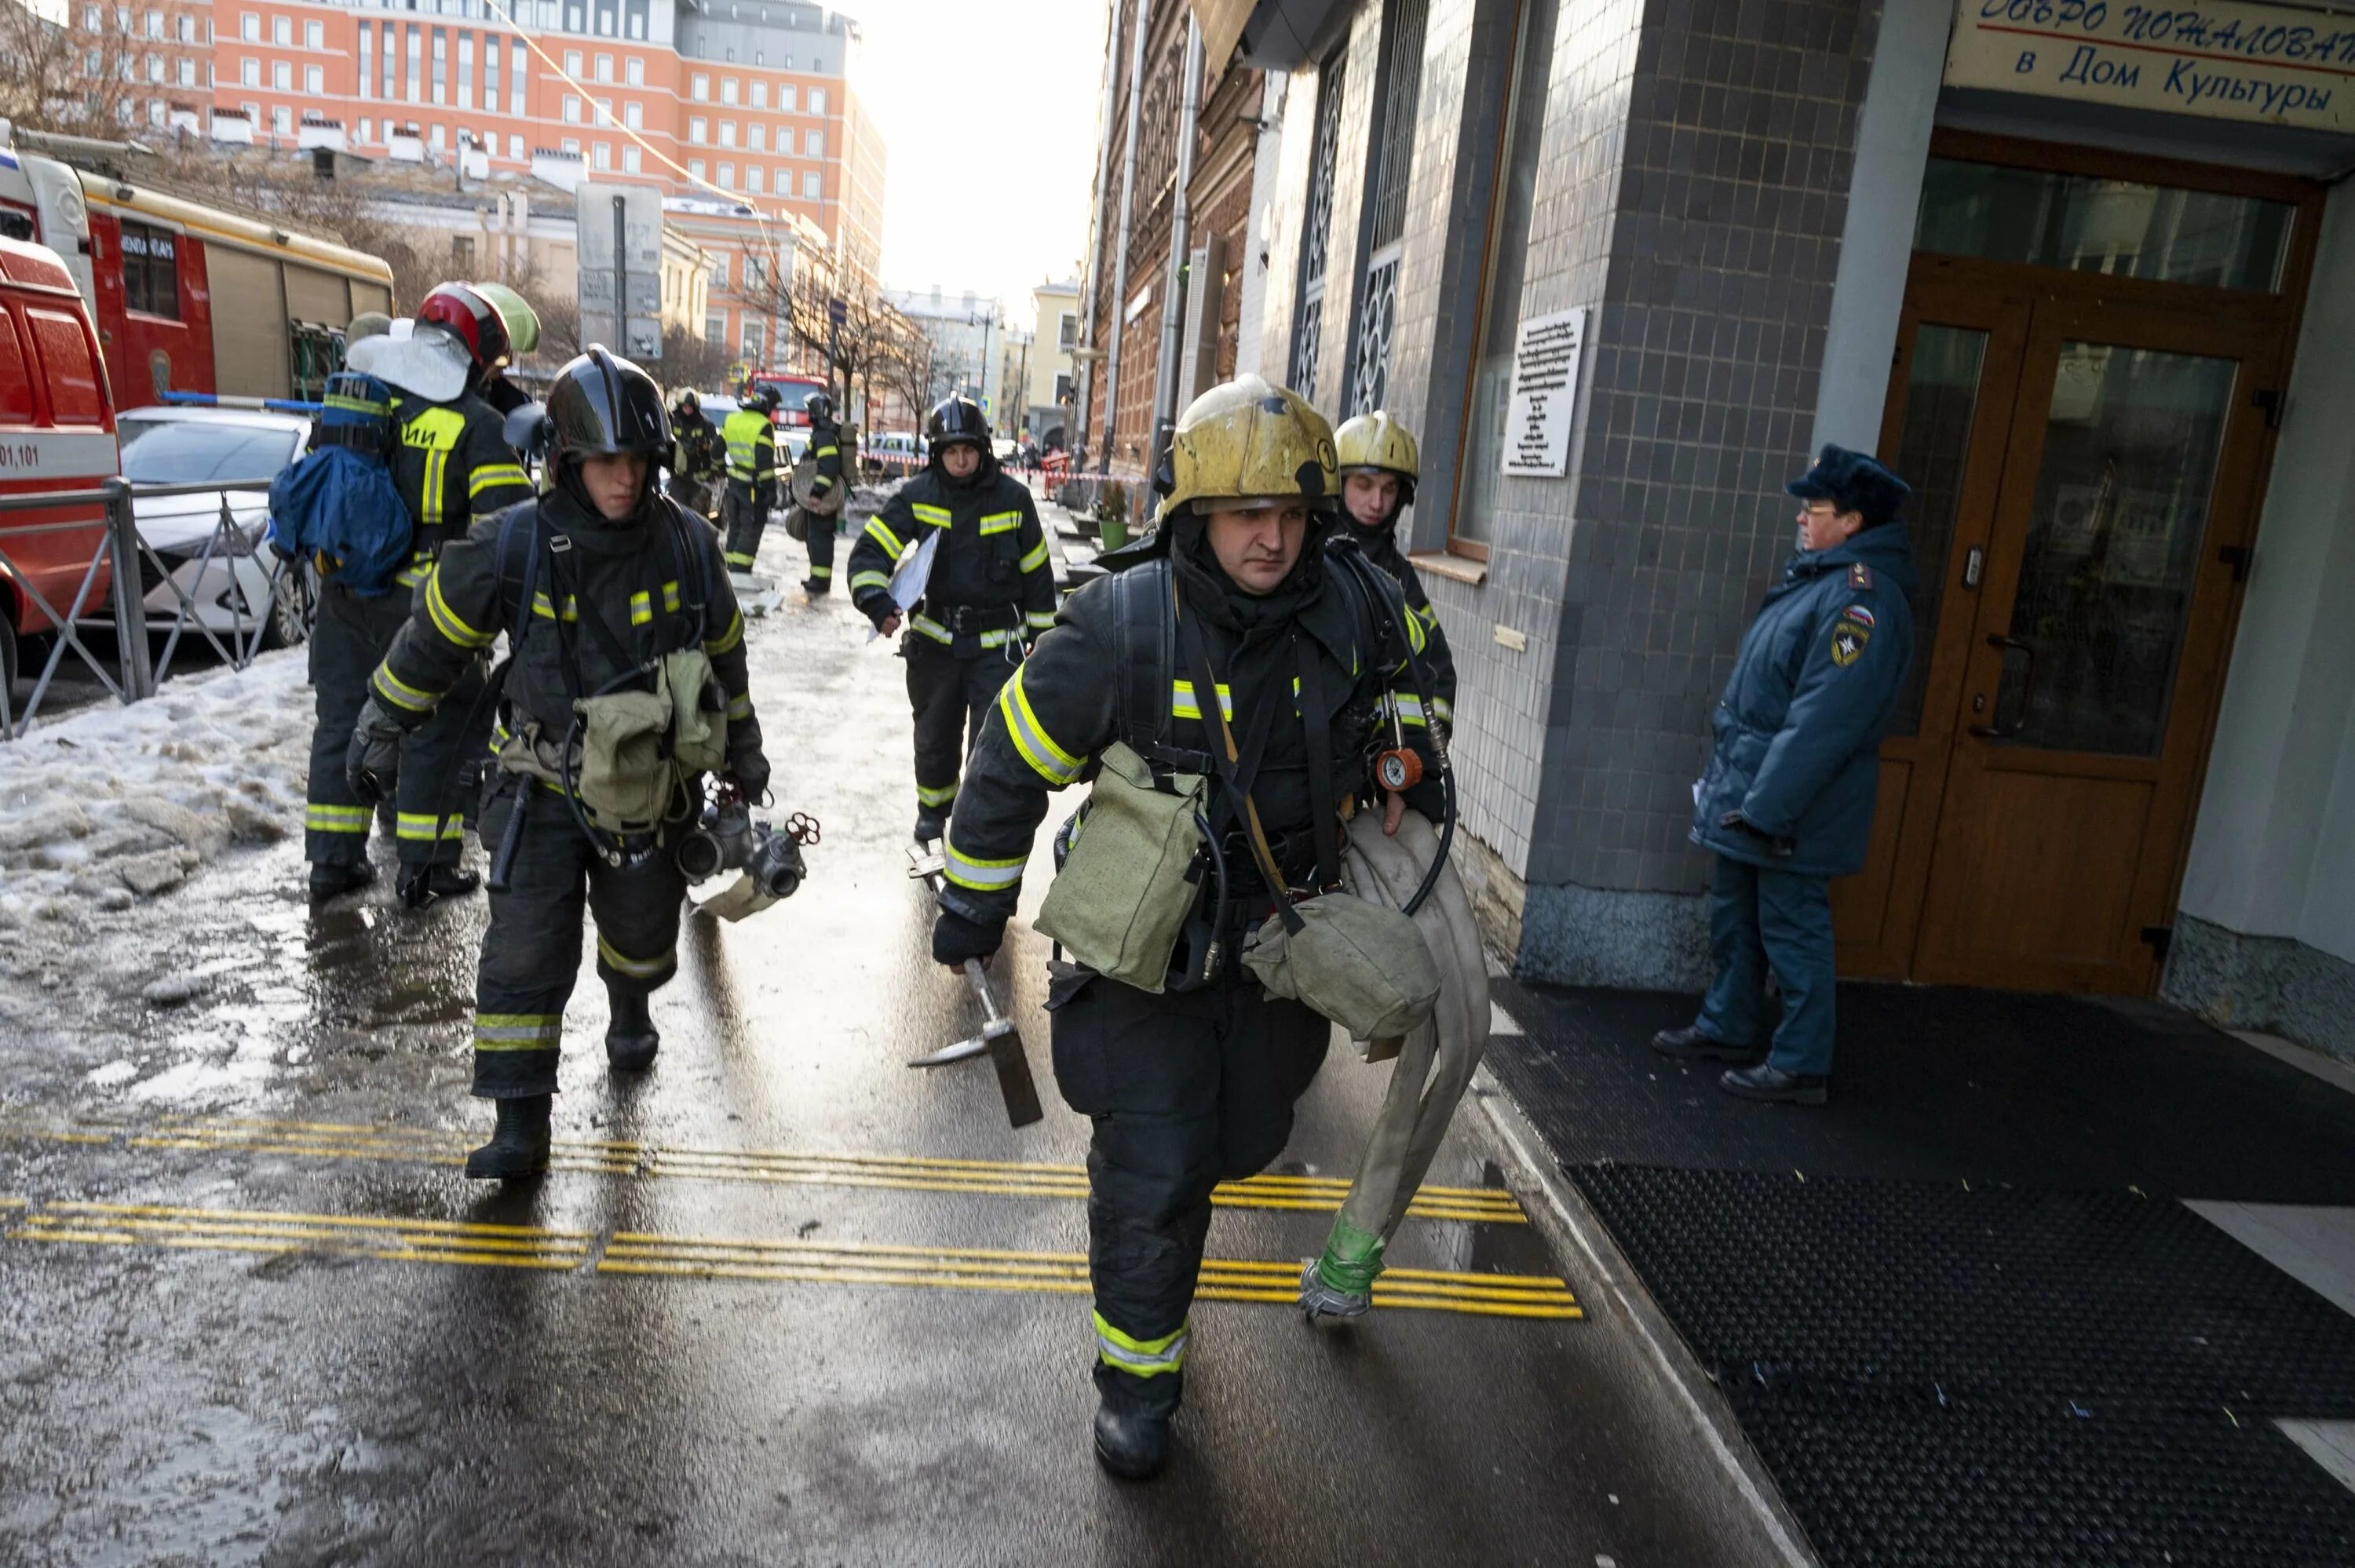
[112,407,313,650]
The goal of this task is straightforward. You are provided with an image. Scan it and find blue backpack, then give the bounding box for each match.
[267,370,413,598]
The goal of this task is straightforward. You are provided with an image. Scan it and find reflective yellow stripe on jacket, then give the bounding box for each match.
[996,664,1083,786]
[400,405,466,532]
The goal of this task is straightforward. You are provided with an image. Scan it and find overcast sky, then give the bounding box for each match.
[851,0,1108,333]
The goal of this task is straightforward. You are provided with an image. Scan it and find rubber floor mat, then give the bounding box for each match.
[1572,1165,2355,1566]
[1491,980,2355,1202]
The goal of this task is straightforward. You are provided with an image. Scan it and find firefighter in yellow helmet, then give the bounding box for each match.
[1331,411,1456,735]
[931,375,1441,1479]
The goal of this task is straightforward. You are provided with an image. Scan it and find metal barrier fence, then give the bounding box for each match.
[0,478,301,742]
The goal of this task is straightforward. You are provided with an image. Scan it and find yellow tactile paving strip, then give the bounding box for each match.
[0,1115,1528,1225]
[2,1196,1581,1320]
[9,1199,593,1269]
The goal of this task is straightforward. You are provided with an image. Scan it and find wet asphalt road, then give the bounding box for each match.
[0,505,1791,1567]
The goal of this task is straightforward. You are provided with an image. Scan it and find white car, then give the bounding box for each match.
[695,394,805,464]
[112,407,313,650]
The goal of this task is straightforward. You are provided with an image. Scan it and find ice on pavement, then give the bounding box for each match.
[0,648,311,979]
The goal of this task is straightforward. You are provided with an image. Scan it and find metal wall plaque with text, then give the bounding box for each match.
[1502,308,1585,479]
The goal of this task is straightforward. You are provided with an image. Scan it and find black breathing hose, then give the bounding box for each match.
[1402,764,1457,917]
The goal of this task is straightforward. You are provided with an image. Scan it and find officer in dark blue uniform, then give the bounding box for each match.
[1652,446,1916,1104]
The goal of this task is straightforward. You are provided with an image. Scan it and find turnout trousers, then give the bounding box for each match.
[304,579,480,873]
[469,774,689,1099]
[796,506,835,589]
[1047,970,1331,1415]
[1695,854,1838,1077]
[904,640,1018,818]
[721,487,769,574]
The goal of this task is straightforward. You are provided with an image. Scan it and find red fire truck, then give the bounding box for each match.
[0,122,394,407]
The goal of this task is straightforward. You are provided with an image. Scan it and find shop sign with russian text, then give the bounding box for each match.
[1945,0,2355,133]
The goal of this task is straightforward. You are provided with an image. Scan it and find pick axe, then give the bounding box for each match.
[906,842,1044,1128]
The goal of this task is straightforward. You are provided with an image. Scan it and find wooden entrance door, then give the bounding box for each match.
[1835,259,2295,990]
[1907,294,2284,991]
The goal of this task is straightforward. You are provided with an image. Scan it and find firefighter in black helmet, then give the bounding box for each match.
[668,388,723,517]
[346,348,771,1179]
[845,393,1056,841]
[794,389,847,596]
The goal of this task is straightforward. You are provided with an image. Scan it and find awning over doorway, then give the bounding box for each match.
[1192,0,1351,73]
[1189,0,1257,75]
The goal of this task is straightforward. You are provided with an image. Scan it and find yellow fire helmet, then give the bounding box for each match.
[1156,374,1339,523]
[1334,410,1420,483]
[471,279,542,359]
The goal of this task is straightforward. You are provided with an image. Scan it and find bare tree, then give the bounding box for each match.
[0,0,159,139]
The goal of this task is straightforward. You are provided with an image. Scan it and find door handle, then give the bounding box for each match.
[1967,633,2037,739]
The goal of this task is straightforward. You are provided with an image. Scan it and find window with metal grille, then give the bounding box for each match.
[1287,46,1347,399]
[1348,0,1427,416]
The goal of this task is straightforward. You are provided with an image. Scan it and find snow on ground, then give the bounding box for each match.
[0,649,312,978]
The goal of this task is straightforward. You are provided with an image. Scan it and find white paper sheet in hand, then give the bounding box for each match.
[868,529,940,644]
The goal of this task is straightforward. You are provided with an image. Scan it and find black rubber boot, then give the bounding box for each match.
[1092,1398,1172,1482]
[606,987,659,1073]
[308,862,376,903]
[800,578,831,596]
[397,864,482,910]
[913,809,946,845]
[1719,1063,1829,1106]
[463,1095,552,1179]
[1649,1024,1762,1063]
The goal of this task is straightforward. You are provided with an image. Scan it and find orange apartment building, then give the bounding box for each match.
[196,0,882,359]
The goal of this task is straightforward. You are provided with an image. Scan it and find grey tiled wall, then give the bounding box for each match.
[1536,0,1881,903]
[1254,0,1885,980]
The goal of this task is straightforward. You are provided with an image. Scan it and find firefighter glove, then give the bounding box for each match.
[728,750,772,804]
[932,907,1005,968]
[345,699,408,807]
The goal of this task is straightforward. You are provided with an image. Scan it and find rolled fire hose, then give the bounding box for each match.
[1298,806,1492,1319]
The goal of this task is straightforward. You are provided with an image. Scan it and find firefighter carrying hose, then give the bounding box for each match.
[305,282,535,908]
[721,383,783,587]
[793,389,847,597]
[931,375,1440,1479]
[345,348,771,1179]
[668,388,723,517]
[846,393,1057,842]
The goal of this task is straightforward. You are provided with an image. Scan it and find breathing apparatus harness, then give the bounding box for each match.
[1061,533,1457,991]
[477,494,810,895]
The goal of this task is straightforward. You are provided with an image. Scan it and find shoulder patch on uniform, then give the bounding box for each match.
[1848,562,1874,589]
[1842,603,1875,629]
[1831,613,1871,668]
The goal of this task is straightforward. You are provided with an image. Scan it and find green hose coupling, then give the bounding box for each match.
[1298,1217,1386,1321]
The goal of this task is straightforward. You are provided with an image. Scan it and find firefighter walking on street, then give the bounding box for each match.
[668,388,723,519]
[794,390,848,597]
[721,384,783,588]
[346,348,770,1179]
[846,394,1057,842]
[930,375,1440,1480]
[305,283,535,908]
